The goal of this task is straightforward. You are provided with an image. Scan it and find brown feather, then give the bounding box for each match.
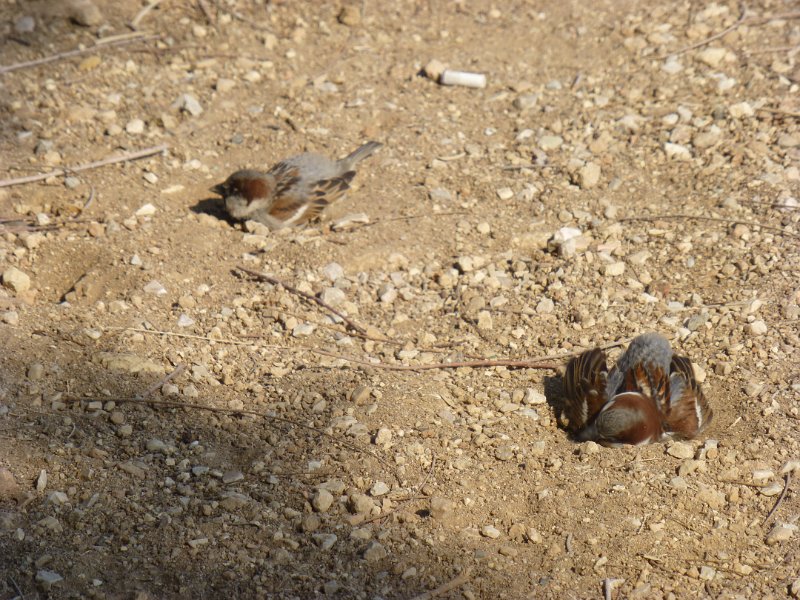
[664,355,713,439]
[621,363,670,411]
[239,176,273,204]
[562,348,608,432]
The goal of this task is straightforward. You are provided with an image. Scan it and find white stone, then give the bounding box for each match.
[603,262,625,277]
[292,323,316,337]
[321,262,344,281]
[481,525,501,539]
[577,162,601,189]
[135,203,157,217]
[667,442,695,460]
[125,118,145,134]
[766,523,797,545]
[697,47,727,68]
[664,142,691,161]
[749,320,767,336]
[729,102,754,118]
[539,135,563,150]
[143,280,167,296]
[320,287,346,307]
[370,481,390,496]
[177,314,195,328]
[525,389,546,405]
[496,187,514,200]
[536,297,554,314]
[173,93,203,116]
[2,267,31,293]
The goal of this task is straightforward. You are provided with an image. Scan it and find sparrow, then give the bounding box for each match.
[211,141,382,230]
[561,333,713,447]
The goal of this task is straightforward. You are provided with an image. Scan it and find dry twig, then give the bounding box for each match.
[663,5,800,59]
[237,267,370,336]
[410,568,472,600]
[763,473,791,524]
[603,578,625,600]
[0,145,168,188]
[136,364,187,400]
[0,34,159,74]
[130,0,163,30]
[310,348,560,372]
[619,214,799,239]
[757,107,800,119]
[664,3,749,57]
[8,577,23,600]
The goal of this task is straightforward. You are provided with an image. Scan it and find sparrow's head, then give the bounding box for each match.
[211,170,274,220]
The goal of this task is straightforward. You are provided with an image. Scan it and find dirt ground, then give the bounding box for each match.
[1,0,800,598]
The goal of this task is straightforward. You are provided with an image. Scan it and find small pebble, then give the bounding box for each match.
[481,525,501,539]
[2,267,31,293]
[496,187,514,200]
[667,442,695,460]
[125,119,145,134]
[362,541,386,561]
[766,523,797,545]
[312,489,334,513]
[143,280,167,296]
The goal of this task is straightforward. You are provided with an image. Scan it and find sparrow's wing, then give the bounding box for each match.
[620,362,670,411]
[562,348,608,432]
[302,172,357,220]
[267,162,302,198]
[663,355,713,439]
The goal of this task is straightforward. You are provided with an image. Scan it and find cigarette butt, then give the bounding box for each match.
[440,70,487,88]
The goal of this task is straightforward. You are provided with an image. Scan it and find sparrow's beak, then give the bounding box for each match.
[210,183,225,196]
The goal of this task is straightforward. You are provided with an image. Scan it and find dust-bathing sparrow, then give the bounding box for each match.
[562,333,713,447]
[211,141,382,230]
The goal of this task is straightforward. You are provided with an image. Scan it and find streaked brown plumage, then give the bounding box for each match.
[561,333,713,446]
[211,141,382,230]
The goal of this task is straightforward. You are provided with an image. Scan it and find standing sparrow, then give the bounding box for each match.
[211,141,382,230]
[561,333,713,447]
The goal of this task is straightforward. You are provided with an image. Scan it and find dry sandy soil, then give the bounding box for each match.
[1,0,800,598]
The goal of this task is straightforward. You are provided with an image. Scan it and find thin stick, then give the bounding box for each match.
[410,568,472,600]
[95,31,152,45]
[130,0,163,30]
[757,107,800,119]
[8,577,23,600]
[619,214,799,239]
[663,3,748,57]
[763,473,791,524]
[237,267,370,336]
[310,348,559,371]
[197,0,215,24]
[0,144,168,188]
[741,197,800,209]
[663,6,800,58]
[136,363,186,400]
[106,326,256,346]
[603,578,624,600]
[0,34,159,74]
[748,44,800,55]
[375,211,468,224]
[105,327,604,373]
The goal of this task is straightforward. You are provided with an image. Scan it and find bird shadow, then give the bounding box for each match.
[543,373,582,444]
[190,197,228,220]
